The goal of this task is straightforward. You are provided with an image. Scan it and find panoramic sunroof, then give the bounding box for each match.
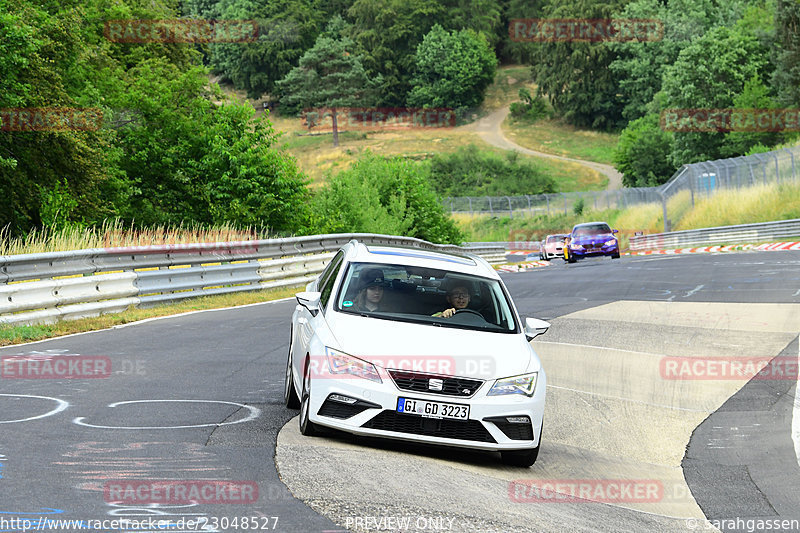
[365,246,476,265]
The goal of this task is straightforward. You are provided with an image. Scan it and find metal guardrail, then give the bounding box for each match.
[0,234,505,326]
[629,219,800,251]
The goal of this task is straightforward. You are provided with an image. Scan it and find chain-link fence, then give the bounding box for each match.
[444,145,800,232]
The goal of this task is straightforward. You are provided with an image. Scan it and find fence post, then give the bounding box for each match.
[661,191,670,233]
[546,195,550,216]
[468,197,473,215]
[783,148,796,182]
[487,196,493,217]
[506,196,513,218]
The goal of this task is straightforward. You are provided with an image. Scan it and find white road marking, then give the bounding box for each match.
[72,399,260,429]
[684,285,704,298]
[0,394,69,424]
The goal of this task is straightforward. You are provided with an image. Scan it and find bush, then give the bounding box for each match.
[427,146,557,196]
[613,114,676,188]
[573,198,585,216]
[312,153,462,244]
[509,88,548,122]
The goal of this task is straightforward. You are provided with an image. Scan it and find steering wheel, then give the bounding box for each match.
[454,309,484,317]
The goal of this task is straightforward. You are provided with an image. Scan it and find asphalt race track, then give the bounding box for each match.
[1,251,798,533]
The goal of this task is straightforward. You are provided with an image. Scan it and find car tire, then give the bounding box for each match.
[299,358,319,436]
[566,250,576,264]
[284,337,300,409]
[501,422,542,467]
[611,252,620,259]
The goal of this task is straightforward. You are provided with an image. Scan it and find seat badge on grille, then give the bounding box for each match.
[428,378,444,391]
[462,388,471,395]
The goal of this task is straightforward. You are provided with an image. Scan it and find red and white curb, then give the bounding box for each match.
[496,241,800,271]
[496,261,550,272]
[629,241,800,255]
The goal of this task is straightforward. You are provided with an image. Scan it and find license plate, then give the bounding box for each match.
[396,397,469,420]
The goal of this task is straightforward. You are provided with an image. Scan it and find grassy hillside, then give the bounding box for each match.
[224,66,609,191]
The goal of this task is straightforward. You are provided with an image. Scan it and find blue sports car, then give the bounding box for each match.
[564,222,620,263]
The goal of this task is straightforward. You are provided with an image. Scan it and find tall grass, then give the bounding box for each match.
[456,183,800,248]
[0,219,271,256]
[675,183,800,230]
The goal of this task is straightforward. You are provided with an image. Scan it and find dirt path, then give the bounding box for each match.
[465,107,623,190]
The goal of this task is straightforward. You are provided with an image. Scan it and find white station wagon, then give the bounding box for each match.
[284,240,549,466]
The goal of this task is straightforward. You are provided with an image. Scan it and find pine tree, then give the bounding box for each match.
[276,22,380,147]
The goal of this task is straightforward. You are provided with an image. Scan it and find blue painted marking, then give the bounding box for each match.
[0,509,64,515]
[397,398,405,412]
[368,250,475,265]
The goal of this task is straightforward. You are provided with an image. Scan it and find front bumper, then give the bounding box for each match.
[569,243,618,258]
[306,366,546,451]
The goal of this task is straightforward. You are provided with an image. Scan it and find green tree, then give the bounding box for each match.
[526,0,629,131]
[112,58,309,230]
[347,0,442,106]
[607,0,751,122]
[407,25,497,112]
[208,0,326,98]
[613,114,675,187]
[314,153,463,244]
[276,24,380,146]
[773,0,800,106]
[662,24,771,164]
[0,0,128,235]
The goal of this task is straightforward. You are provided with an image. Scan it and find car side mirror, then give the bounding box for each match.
[524,317,550,341]
[296,291,322,316]
[612,229,619,234]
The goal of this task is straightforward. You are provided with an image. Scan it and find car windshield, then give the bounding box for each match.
[335,262,518,333]
[546,235,564,243]
[573,224,612,236]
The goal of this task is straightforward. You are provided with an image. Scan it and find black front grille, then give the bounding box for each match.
[485,417,534,440]
[363,410,496,443]
[388,370,483,398]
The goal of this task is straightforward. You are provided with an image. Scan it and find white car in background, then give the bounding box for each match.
[541,233,568,260]
[284,240,549,466]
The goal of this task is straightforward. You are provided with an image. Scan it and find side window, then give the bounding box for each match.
[316,251,343,291]
[319,253,344,310]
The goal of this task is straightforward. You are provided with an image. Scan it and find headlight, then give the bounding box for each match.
[605,239,617,246]
[487,372,538,397]
[570,243,583,250]
[326,347,382,383]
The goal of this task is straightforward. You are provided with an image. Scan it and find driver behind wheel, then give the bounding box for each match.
[432,284,471,318]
